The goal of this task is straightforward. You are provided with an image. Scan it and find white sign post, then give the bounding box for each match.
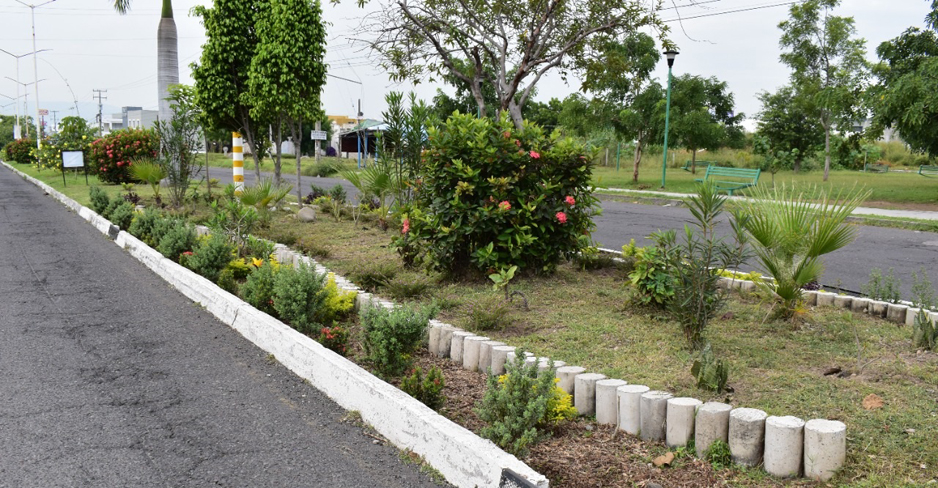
[61,150,87,186]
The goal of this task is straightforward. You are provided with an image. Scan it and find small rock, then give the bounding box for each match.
[823,366,842,376]
[585,425,594,431]
[652,452,675,467]
[645,483,664,488]
[296,206,316,222]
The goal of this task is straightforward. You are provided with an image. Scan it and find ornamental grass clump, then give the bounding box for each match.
[734,184,870,318]
[477,352,570,456]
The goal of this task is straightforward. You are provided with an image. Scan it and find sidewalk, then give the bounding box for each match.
[597,187,938,222]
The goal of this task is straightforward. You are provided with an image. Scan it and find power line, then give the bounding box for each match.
[662,1,800,22]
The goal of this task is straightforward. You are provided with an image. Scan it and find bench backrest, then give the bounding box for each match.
[702,166,761,182]
[920,165,938,176]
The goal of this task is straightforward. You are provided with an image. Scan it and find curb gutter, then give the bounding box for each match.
[2,162,549,488]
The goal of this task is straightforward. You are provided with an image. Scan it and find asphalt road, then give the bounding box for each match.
[0,168,445,487]
[593,198,938,297]
[209,166,938,297]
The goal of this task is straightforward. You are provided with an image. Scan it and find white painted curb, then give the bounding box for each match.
[2,161,549,488]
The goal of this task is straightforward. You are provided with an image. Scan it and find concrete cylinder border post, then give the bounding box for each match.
[556,366,586,396]
[462,336,489,372]
[666,397,702,447]
[594,379,627,425]
[617,384,650,436]
[449,331,473,363]
[729,407,767,467]
[478,340,505,375]
[573,373,607,417]
[695,402,732,458]
[764,415,805,478]
[490,345,516,376]
[804,419,847,481]
[639,390,673,442]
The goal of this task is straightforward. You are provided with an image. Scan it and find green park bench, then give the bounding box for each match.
[695,166,761,196]
[864,162,889,173]
[919,165,938,177]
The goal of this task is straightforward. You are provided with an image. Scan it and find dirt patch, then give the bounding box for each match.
[862,200,938,212]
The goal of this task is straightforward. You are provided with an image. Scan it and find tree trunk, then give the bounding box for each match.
[793,157,801,173]
[691,150,697,175]
[506,100,524,130]
[241,116,262,180]
[156,5,179,128]
[292,121,303,208]
[823,123,831,182]
[632,142,643,183]
[274,119,282,188]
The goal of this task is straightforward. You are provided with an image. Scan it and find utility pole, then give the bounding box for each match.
[93,89,107,136]
[50,109,58,134]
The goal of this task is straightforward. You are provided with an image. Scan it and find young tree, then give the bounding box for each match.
[368,0,667,129]
[756,85,824,173]
[779,0,868,181]
[668,75,744,174]
[618,83,665,182]
[247,0,327,201]
[191,0,270,181]
[868,1,938,158]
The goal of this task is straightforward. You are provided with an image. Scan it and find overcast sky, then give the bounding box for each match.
[0,0,932,131]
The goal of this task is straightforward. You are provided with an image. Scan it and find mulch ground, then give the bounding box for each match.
[412,350,818,488]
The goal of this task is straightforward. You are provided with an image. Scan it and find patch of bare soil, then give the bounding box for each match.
[413,351,818,488]
[862,200,938,212]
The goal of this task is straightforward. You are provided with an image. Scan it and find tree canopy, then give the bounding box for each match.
[756,85,824,172]
[868,0,938,158]
[368,0,668,129]
[668,74,744,173]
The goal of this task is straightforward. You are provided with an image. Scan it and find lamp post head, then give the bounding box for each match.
[664,49,679,69]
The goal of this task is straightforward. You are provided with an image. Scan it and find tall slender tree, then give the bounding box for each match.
[668,75,745,174]
[778,0,868,181]
[113,0,179,127]
[247,0,327,198]
[191,0,269,181]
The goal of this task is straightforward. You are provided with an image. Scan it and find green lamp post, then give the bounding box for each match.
[660,49,679,189]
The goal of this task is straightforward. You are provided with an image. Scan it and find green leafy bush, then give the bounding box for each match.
[216,268,239,295]
[187,234,236,282]
[477,352,556,456]
[361,303,434,378]
[128,208,161,245]
[317,274,357,325]
[400,366,446,410]
[402,113,599,274]
[102,198,123,220]
[705,439,733,470]
[156,221,197,261]
[691,344,729,392]
[272,263,328,334]
[241,261,279,315]
[3,138,37,165]
[87,129,158,184]
[627,245,674,306]
[32,117,94,171]
[89,186,111,215]
[329,184,347,204]
[108,201,135,230]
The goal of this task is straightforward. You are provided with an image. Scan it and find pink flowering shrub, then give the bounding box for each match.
[87,129,158,184]
[401,113,598,274]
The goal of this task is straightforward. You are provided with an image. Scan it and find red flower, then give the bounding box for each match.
[402,218,410,234]
[555,212,567,224]
[498,201,511,211]
[529,150,540,159]
[183,251,193,256]
[565,195,575,206]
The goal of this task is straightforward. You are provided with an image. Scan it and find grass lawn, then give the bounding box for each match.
[202,152,362,178]
[259,209,938,487]
[8,160,937,486]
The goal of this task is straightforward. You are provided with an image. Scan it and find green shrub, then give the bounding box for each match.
[89,186,111,215]
[128,208,162,245]
[102,198,123,220]
[910,266,936,311]
[863,267,902,303]
[329,184,347,204]
[156,221,197,261]
[226,258,253,280]
[304,160,340,177]
[150,216,185,248]
[109,201,135,230]
[402,113,599,274]
[187,234,236,282]
[272,263,328,334]
[705,439,733,470]
[241,261,279,315]
[361,303,434,378]
[627,245,673,306]
[477,352,556,456]
[318,325,350,356]
[400,366,446,410]
[3,138,37,165]
[691,344,729,392]
[216,268,239,295]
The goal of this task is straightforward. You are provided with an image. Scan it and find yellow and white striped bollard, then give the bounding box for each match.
[232,131,244,195]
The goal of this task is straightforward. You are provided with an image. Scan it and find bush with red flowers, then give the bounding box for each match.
[87,129,158,184]
[3,138,37,165]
